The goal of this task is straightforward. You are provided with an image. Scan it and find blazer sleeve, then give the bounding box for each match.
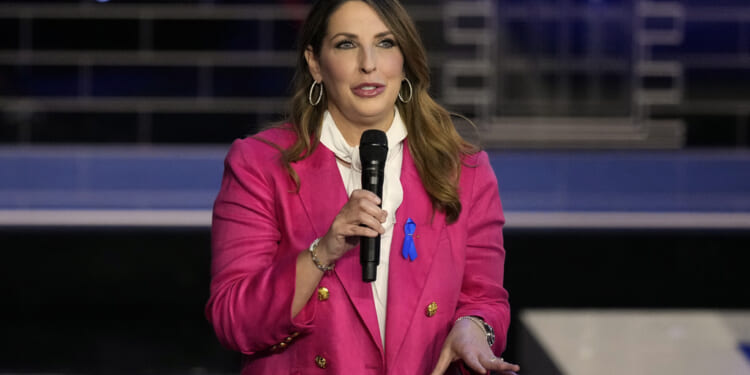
[205,138,317,355]
[453,151,511,354]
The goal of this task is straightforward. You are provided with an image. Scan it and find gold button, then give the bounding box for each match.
[315,355,327,369]
[317,287,329,301]
[279,342,287,349]
[270,344,278,352]
[291,331,300,338]
[284,336,293,343]
[426,301,438,317]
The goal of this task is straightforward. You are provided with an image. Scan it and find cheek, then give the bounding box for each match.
[320,54,354,85]
[383,52,404,77]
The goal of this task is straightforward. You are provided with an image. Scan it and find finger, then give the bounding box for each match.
[480,354,500,371]
[429,348,454,375]
[350,189,381,204]
[461,353,488,375]
[339,224,381,238]
[340,199,385,229]
[355,208,387,233]
[501,362,521,373]
[352,197,387,223]
[334,208,384,235]
[482,356,521,373]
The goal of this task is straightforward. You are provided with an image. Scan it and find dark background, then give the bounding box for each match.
[1,227,748,373]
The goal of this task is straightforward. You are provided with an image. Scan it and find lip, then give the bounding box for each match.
[352,82,386,98]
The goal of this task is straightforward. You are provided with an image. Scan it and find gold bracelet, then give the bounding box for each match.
[308,238,334,272]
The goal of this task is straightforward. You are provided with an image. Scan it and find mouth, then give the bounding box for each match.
[352,83,386,98]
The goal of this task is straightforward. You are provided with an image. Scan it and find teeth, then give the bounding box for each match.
[361,86,376,90]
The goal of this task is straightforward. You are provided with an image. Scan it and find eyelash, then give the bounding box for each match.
[379,38,396,48]
[334,38,397,49]
[335,40,355,49]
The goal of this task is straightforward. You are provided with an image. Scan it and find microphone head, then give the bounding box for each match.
[360,129,388,163]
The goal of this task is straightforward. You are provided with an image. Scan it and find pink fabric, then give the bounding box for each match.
[206,126,510,374]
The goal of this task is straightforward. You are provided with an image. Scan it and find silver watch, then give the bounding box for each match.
[478,318,495,346]
[456,316,496,346]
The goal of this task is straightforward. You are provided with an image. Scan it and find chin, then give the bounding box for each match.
[358,107,394,121]
[350,102,391,117]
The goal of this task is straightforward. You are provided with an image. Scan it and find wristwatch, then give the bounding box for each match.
[478,318,495,346]
[456,316,495,346]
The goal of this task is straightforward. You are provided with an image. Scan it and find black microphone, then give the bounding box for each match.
[359,129,388,283]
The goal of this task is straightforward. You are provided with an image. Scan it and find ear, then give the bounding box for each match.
[304,46,323,83]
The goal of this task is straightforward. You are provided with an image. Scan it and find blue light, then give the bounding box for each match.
[96,0,110,3]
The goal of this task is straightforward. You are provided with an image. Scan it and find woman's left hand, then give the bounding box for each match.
[430,318,521,375]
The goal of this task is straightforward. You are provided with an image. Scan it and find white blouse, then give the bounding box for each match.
[318,108,407,347]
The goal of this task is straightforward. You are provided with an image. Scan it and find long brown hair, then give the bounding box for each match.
[280,0,478,223]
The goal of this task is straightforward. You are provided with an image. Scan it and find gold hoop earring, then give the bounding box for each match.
[398,77,413,103]
[308,81,323,106]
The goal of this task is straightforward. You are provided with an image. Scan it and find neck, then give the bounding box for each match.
[327,108,394,146]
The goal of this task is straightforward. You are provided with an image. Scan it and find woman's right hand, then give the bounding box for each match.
[315,189,387,266]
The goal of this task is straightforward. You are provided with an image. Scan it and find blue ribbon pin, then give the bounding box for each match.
[402,218,417,261]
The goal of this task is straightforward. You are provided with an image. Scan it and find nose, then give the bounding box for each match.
[359,46,376,74]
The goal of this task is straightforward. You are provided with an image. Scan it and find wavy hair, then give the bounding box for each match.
[278,0,478,223]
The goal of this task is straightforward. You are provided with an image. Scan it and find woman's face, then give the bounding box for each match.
[306,1,405,135]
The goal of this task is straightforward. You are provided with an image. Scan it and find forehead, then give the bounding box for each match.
[326,1,390,36]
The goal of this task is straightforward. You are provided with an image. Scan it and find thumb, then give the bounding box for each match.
[430,348,455,375]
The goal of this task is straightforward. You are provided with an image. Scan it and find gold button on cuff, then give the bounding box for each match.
[317,287,330,301]
[426,301,438,317]
[315,355,328,369]
[291,332,300,338]
[278,342,287,349]
[270,344,278,352]
[284,336,293,343]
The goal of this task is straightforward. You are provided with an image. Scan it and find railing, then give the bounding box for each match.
[0,0,748,148]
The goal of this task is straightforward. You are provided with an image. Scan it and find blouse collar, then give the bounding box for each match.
[319,107,408,172]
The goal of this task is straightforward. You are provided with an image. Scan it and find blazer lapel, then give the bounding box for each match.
[295,143,384,355]
[296,145,345,240]
[385,143,446,365]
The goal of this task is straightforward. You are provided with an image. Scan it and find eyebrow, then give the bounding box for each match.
[328,31,393,41]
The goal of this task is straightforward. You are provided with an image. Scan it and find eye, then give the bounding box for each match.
[378,38,397,48]
[335,40,355,49]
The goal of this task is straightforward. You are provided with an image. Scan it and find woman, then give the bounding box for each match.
[206,1,519,374]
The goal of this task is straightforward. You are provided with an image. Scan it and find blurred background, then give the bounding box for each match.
[0,0,749,374]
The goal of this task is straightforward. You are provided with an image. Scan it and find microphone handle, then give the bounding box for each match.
[361,236,380,282]
[361,161,384,282]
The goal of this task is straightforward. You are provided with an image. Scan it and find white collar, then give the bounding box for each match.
[319,108,408,172]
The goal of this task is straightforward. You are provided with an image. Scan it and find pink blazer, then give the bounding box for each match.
[206,126,510,374]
